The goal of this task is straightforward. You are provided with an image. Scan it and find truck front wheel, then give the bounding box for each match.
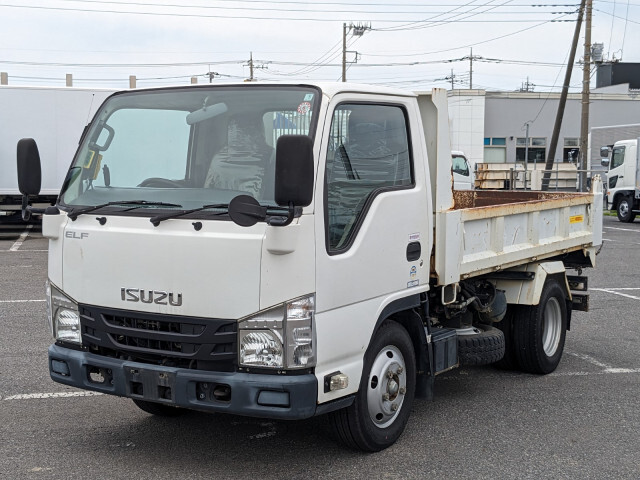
[513,279,567,374]
[617,195,636,223]
[330,321,416,452]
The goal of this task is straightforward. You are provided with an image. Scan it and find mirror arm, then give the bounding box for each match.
[21,195,46,222]
[267,202,295,227]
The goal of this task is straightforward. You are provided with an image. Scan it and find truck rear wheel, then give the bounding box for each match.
[617,195,636,223]
[132,399,185,417]
[513,279,567,374]
[330,321,416,452]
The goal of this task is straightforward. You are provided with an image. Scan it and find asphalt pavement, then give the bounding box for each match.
[1,215,639,479]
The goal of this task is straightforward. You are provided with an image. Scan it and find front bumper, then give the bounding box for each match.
[49,344,318,420]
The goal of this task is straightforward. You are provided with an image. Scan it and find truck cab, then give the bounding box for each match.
[602,138,640,222]
[451,150,473,190]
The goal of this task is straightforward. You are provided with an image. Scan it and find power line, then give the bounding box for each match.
[0,2,580,22]
[53,0,580,15]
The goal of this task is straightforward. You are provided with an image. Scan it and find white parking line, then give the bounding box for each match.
[591,288,640,301]
[0,299,46,303]
[9,225,33,251]
[601,238,640,245]
[2,391,103,400]
[604,226,640,233]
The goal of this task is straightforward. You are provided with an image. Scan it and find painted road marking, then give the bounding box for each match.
[591,288,640,301]
[2,392,104,400]
[603,226,640,233]
[602,238,640,245]
[9,225,33,251]
[0,299,46,303]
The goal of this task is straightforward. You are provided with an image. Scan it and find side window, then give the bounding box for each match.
[452,156,469,176]
[611,146,625,169]
[325,103,412,252]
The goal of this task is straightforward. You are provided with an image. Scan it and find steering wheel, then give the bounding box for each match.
[138,177,183,188]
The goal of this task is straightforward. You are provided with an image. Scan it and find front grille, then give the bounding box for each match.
[80,305,237,372]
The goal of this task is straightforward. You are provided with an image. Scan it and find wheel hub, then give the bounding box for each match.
[367,346,407,429]
[620,201,629,216]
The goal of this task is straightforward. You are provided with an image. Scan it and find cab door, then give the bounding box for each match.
[313,94,431,401]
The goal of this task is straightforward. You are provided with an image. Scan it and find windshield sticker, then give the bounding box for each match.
[297,101,312,115]
[303,93,314,101]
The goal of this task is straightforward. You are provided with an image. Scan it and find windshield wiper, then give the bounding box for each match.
[150,203,229,227]
[68,200,183,221]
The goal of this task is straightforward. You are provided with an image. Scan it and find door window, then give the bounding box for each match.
[611,146,625,169]
[325,103,412,253]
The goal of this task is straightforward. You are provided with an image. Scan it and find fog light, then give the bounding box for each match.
[51,359,70,376]
[329,373,349,391]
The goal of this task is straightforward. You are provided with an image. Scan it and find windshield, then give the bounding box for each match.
[60,85,320,215]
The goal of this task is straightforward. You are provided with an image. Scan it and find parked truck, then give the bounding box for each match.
[1,85,114,219]
[18,83,603,451]
[600,137,640,222]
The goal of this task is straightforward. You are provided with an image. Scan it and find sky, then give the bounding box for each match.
[0,0,639,92]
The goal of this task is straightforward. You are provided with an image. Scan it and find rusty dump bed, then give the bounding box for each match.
[453,190,584,209]
[433,185,604,286]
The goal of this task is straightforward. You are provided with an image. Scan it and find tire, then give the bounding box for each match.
[457,324,505,366]
[132,399,185,417]
[617,195,636,223]
[493,307,520,370]
[513,279,568,374]
[330,321,416,452]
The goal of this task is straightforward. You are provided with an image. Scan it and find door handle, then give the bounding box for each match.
[406,242,421,261]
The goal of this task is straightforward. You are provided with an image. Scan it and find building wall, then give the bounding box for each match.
[449,89,640,170]
[447,91,485,167]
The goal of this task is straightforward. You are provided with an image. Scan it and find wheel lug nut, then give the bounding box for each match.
[391,403,398,411]
[382,393,390,401]
[386,370,394,379]
[397,366,403,375]
[399,387,406,395]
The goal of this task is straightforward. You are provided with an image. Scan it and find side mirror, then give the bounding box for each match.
[17,138,45,221]
[599,146,610,158]
[17,138,42,196]
[601,158,610,168]
[275,135,314,208]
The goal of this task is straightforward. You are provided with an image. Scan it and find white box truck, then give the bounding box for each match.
[601,137,640,222]
[1,86,115,219]
[18,83,603,451]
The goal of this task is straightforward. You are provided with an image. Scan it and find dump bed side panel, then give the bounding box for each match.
[434,180,603,285]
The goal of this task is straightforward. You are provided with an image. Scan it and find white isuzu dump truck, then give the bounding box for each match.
[1,85,114,219]
[18,83,603,451]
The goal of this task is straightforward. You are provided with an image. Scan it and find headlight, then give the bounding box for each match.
[47,280,81,344]
[239,294,315,369]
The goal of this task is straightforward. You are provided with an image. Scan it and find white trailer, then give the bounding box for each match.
[18,83,602,452]
[0,86,115,218]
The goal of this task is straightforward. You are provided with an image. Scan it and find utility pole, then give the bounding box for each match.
[341,22,371,82]
[469,48,473,89]
[451,69,455,90]
[579,0,593,191]
[342,23,347,83]
[245,52,266,82]
[542,0,586,191]
[524,122,530,189]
